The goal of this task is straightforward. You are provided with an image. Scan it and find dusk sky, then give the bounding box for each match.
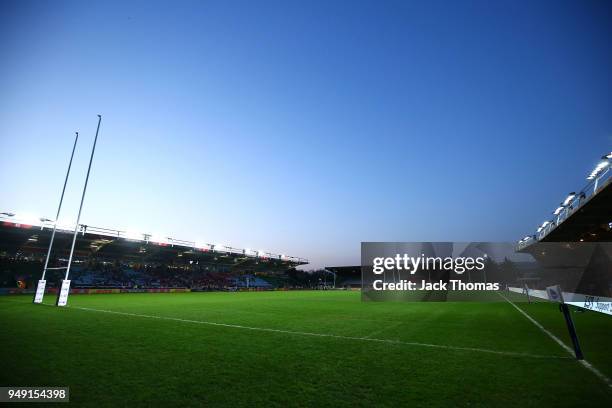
[1,0,611,268]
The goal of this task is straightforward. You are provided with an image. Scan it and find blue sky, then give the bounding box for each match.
[1,0,611,268]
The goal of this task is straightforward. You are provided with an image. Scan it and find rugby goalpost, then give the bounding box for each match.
[33,132,78,304]
[33,115,102,307]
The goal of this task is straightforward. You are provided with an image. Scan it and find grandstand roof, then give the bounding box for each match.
[0,213,308,270]
[517,158,612,250]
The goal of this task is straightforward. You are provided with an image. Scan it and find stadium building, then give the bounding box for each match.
[517,152,612,248]
[509,153,612,300]
[0,213,308,293]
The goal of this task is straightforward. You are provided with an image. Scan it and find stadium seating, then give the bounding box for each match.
[0,255,312,291]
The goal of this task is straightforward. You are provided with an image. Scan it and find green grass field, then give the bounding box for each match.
[1,290,612,407]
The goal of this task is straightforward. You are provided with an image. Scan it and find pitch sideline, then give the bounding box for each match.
[499,293,612,388]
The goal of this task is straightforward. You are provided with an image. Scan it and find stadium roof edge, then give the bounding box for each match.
[0,212,308,264]
[517,152,612,250]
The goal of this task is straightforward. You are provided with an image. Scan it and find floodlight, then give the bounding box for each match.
[214,244,228,252]
[587,161,609,180]
[537,221,550,233]
[602,153,612,160]
[54,217,74,231]
[149,234,169,245]
[553,206,564,215]
[124,230,143,241]
[15,212,41,226]
[562,193,576,207]
[195,241,210,250]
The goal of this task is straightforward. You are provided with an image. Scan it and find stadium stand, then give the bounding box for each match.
[0,214,309,292]
[0,252,315,292]
[517,152,612,249]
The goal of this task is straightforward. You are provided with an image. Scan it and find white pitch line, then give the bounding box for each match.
[499,293,612,388]
[363,321,403,339]
[67,304,566,360]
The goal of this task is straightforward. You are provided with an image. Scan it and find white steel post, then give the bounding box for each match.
[34,132,79,304]
[57,115,102,307]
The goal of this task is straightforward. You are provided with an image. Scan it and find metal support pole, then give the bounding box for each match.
[560,303,584,360]
[42,132,79,280]
[57,115,102,307]
[547,285,583,360]
[34,132,79,304]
